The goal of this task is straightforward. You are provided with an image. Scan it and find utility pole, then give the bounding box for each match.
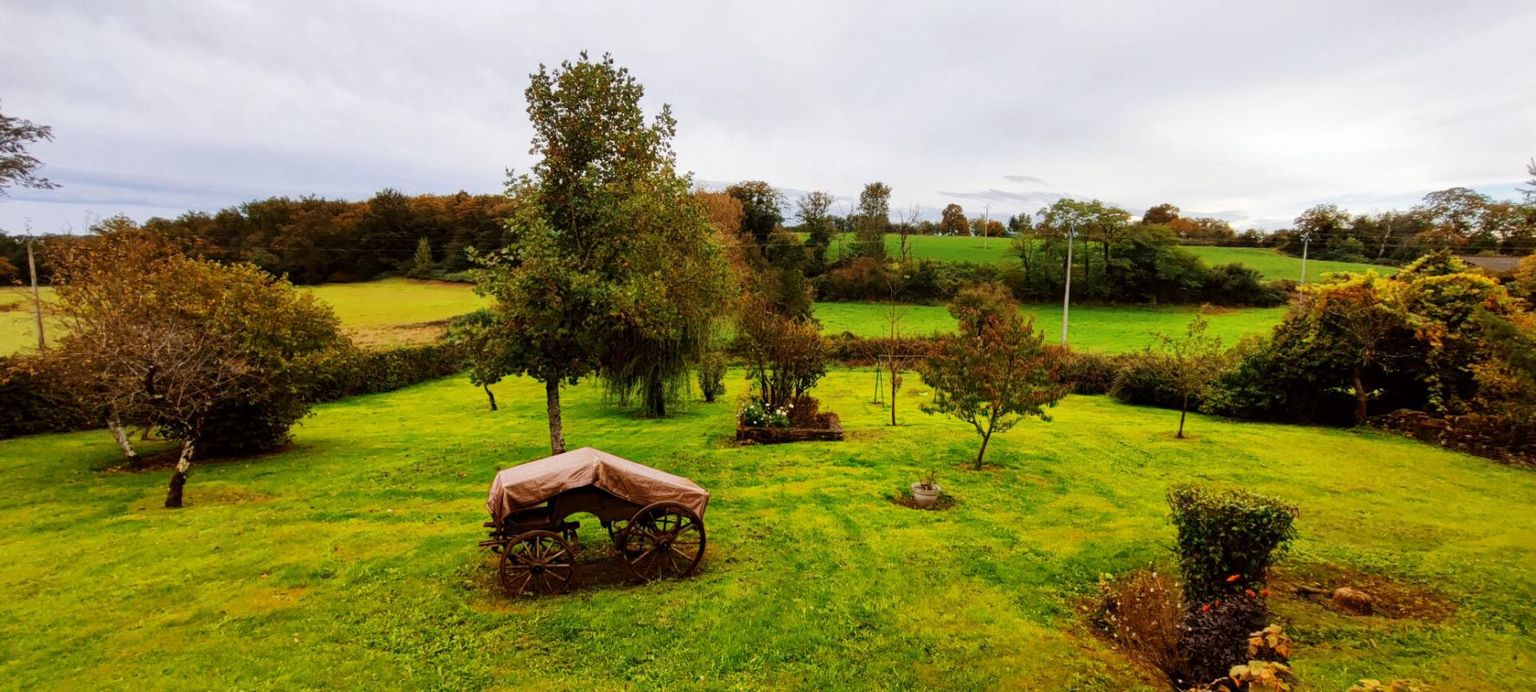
[27,238,45,351]
[1299,231,1312,285]
[982,204,991,251]
[1061,226,1074,347]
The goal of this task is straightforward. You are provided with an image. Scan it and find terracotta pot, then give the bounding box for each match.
[910,483,941,507]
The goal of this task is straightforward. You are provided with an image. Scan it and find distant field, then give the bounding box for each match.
[815,233,1394,281]
[5,280,1284,356]
[1185,246,1396,281]
[817,301,1286,352]
[0,287,59,356]
[0,279,489,355]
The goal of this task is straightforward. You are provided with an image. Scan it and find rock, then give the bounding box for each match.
[1332,586,1375,615]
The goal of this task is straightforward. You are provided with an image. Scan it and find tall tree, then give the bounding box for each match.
[473,53,730,444]
[1523,158,1536,202]
[853,182,891,260]
[796,190,836,274]
[0,102,57,195]
[939,203,969,236]
[920,283,1068,469]
[1142,203,1180,225]
[726,180,784,249]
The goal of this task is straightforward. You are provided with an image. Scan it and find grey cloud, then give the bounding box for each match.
[1,1,1532,234]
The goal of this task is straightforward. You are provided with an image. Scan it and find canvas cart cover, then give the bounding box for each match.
[486,447,710,522]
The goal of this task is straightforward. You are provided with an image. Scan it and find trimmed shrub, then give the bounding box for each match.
[820,333,942,365]
[308,342,463,402]
[0,356,93,438]
[1167,485,1298,604]
[0,342,464,443]
[1054,349,1124,394]
[1109,352,1186,409]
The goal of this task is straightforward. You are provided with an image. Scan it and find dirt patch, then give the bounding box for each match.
[1270,562,1456,622]
[889,489,959,511]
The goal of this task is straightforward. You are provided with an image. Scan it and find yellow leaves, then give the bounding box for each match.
[1247,624,1293,659]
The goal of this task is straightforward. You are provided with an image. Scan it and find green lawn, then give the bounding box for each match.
[1,372,1532,688]
[818,302,1287,352]
[816,234,1395,281]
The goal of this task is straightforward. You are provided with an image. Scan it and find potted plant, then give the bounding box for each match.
[910,470,941,508]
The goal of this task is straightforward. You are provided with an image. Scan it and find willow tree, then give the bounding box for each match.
[472,53,731,447]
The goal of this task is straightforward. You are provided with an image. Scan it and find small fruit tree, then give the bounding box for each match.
[920,283,1068,469]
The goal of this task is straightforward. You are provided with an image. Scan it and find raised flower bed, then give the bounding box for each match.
[735,397,845,444]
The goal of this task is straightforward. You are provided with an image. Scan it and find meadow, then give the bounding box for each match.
[0,371,1531,689]
[818,233,1395,281]
[3,279,1284,356]
[818,302,1285,351]
[0,279,490,355]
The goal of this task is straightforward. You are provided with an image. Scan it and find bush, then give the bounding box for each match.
[0,356,94,438]
[738,397,789,428]
[1096,568,1185,684]
[697,351,727,403]
[1054,349,1124,394]
[1109,352,1186,409]
[821,333,942,365]
[309,342,463,402]
[1202,264,1288,307]
[1167,485,1298,604]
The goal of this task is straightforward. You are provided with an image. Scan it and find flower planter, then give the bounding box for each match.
[910,483,941,508]
[736,413,844,444]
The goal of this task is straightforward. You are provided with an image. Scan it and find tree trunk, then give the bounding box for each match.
[164,440,195,508]
[109,419,142,467]
[1352,365,1369,425]
[545,378,566,455]
[644,373,666,418]
[889,367,898,426]
[1177,393,1189,439]
[483,384,498,411]
[975,430,992,471]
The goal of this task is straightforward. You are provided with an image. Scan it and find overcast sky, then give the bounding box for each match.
[2,0,1534,233]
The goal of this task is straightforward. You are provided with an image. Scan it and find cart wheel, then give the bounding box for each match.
[498,530,575,598]
[618,501,706,582]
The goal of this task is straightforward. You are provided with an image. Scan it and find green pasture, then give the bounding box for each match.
[4,280,1286,356]
[817,302,1287,351]
[816,233,1395,280]
[0,371,1531,688]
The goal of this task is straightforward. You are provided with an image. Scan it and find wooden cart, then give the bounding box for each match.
[481,448,709,597]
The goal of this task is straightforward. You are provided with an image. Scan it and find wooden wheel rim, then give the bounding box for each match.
[619,502,706,582]
[499,530,575,597]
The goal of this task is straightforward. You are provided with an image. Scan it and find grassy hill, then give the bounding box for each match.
[4,279,1284,356]
[1,279,490,355]
[815,233,1395,280]
[817,302,1285,351]
[1,372,1531,688]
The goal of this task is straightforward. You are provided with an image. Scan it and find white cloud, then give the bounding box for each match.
[1,0,1532,233]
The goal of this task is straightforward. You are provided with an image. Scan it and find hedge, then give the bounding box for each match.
[0,342,464,441]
